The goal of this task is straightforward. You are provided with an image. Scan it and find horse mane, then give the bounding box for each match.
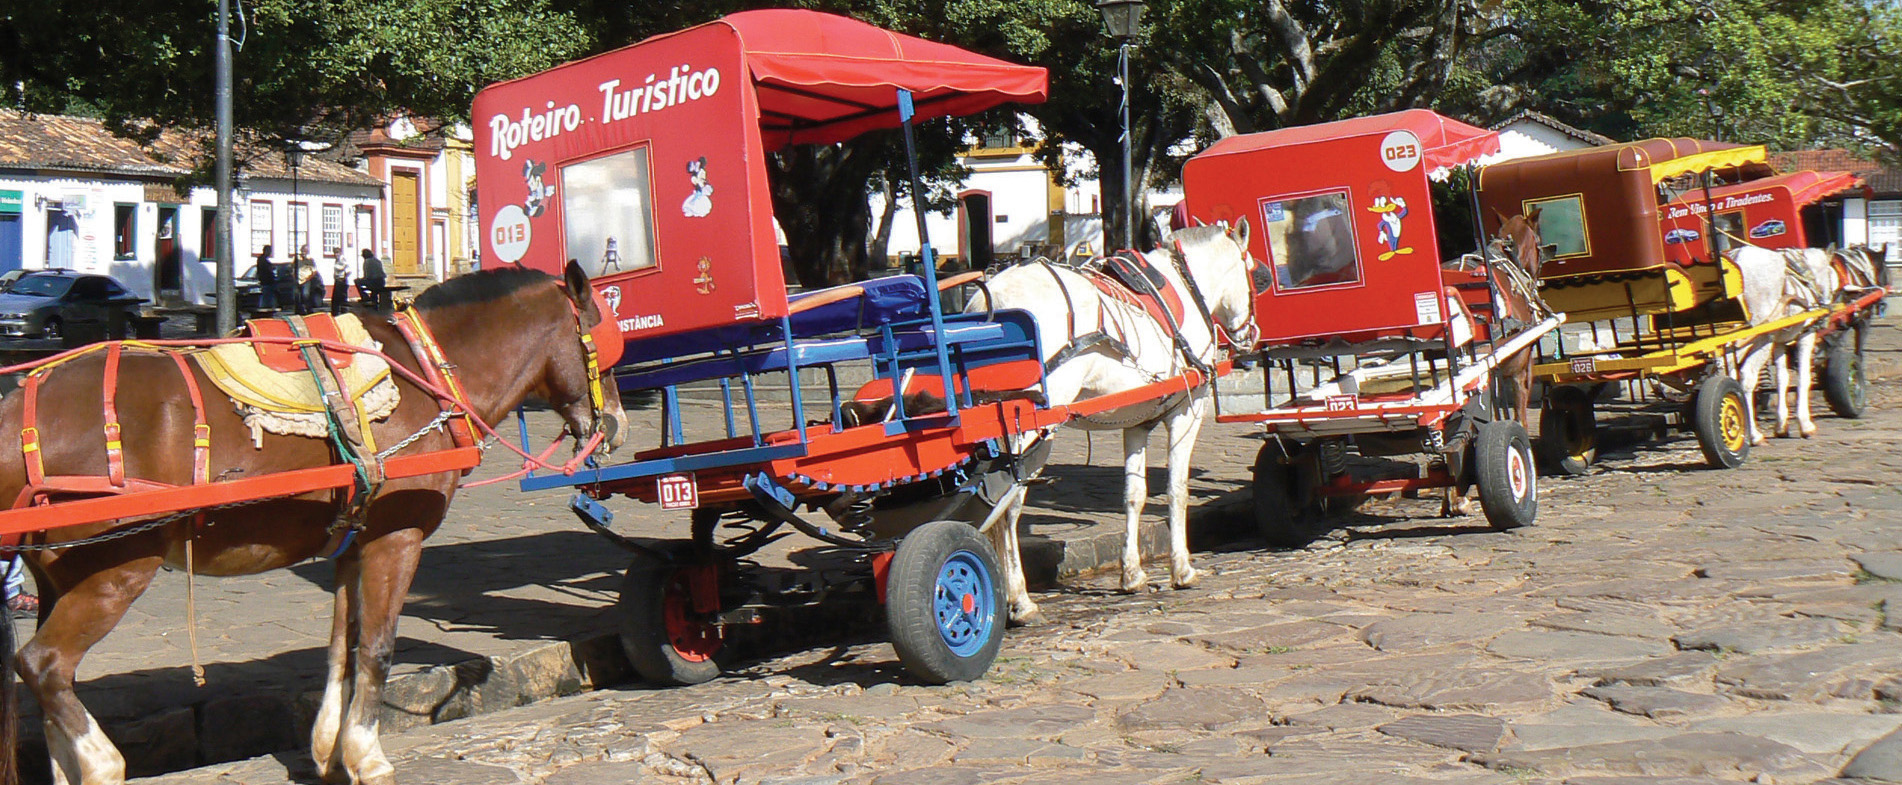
[412,266,558,311]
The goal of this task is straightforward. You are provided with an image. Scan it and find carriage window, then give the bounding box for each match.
[561,147,659,277]
[1712,210,1745,251]
[1524,195,1589,259]
[1260,191,1361,291]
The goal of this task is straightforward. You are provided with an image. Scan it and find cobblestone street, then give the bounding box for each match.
[107,314,1902,785]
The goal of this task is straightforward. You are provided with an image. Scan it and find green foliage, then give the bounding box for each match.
[2,0,591,146]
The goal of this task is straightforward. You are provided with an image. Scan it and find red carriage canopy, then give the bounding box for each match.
[472,11,1048,346]
[1194,109,1501,173]
[1181,110,1501,344]
[723,10,1049,151]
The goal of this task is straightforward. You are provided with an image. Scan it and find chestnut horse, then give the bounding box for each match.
[1442,211,1548,513]
[0,262,626,785]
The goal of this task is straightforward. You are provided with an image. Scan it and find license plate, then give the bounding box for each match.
[1569,357,1598,375]
[658,473,699,510]
[1325,395,1358,412]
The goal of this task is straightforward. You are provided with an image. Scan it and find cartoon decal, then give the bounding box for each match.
[1750,219,1787,239]
[1368,182,1412,261]
[522,160,555,218]
[693,257,716,294]
[601,285,623,317]
[1663,227,1701,245]
[601,237,623,273]
[682,157,714,217]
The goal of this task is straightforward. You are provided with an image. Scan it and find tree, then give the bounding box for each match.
[1,0,591,155]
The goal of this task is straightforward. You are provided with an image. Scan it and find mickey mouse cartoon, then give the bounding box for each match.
[681,157,713,218]
[522,160,555,217]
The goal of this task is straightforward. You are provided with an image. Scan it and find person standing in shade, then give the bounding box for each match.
[254,244,279,310]
[357,248,387,310]
[331,249,351,314]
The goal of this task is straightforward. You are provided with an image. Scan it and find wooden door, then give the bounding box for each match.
[392,171,421,275]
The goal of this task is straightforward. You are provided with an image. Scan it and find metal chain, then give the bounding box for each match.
[375,409,459,461]
[8,496,278,552]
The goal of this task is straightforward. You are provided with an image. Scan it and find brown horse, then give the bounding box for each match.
[1442,210,1548,514]
[0,261,626,785]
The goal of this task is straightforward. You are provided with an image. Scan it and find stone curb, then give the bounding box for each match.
[77,487,1260,781]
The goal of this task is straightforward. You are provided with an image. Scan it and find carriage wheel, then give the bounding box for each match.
[617,551,724,687]
[1823,340,1867,419]
[1252,441,1320,548]
[1537,385,1597,476]
[1692,376,1750,469]
[886,521,1004,684]
[1475,420,1537,530]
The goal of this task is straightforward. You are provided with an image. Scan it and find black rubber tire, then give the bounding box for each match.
[886,521,1005,684]
[1822,340,1867,419]
[1692,375,1750,470]
[1252,441,1318,548]
[40,317,60,340]
[1537,385,1597,477]
[1475,420,1537,530]
[617,551,724,687]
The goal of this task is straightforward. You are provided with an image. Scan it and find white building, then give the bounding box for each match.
[1481,110,1614,165]
[0,111,384,303]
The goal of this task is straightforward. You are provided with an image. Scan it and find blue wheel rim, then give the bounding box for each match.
[933,549,995,658]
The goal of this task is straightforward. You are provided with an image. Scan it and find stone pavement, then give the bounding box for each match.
[37,314,1902,784]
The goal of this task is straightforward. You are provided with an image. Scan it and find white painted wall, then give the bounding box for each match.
[1479,122,1594,165]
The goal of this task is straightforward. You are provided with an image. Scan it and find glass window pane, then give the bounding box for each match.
[322,205,343,260]
[1526,195,1588,258]
[250,201,273,255]
[1260,191,1361,291]
[561,147,658,277]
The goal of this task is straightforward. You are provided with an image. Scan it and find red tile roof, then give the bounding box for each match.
[1771,149,1902,195]
[0,110,381,187]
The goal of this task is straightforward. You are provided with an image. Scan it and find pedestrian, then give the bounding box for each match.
[294,261,324,316]
[254,244,279,310]
[3,554,35,619]
[331,249,351,315]
[357,248,387,310]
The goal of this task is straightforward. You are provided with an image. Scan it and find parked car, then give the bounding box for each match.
[0,270,144,339]
[0,269,25,293]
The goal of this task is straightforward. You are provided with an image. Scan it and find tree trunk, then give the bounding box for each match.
[1092,136,1131,256]
[767,143,882,287]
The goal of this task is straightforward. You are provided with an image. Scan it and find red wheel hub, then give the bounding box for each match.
[661,572,722,663]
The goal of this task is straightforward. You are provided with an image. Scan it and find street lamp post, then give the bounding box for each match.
[1097,0,1144,251]
[288,147,304,262]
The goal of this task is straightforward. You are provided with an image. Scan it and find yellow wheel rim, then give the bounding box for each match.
[1719,395,1746,453]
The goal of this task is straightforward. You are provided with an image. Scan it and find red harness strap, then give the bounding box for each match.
[19,371,45,489]
[103,343,126,487]
[391,310,479,452]
[168,351,213,485]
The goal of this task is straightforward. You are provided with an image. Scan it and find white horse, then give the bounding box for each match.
[966,221,1262,624]
[1727,245,1877,442]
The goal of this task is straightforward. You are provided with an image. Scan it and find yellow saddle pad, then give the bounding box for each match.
[192,314,400,442]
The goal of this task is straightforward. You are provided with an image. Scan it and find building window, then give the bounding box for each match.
[322,205,344,261]
[202,207,219,260]
[288,203,310,259]
[114,203,137,260]
[250,201,273,255]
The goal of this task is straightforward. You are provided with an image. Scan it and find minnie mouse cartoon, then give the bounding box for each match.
[522,160,555,217]
[682,157,713,217]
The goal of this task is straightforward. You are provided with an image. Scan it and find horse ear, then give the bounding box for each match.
[1228,216,1251,248]
[1489,206,1509,229]
[562,259,595,315]
[1525,205,1542,225]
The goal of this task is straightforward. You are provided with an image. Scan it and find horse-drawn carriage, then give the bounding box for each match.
[471,10,1234,686]
[1476,140,1889,472]
[1179,110,1565,543]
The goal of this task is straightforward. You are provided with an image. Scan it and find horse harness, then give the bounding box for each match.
[1037,247,1220,381]
[7,288,618,557]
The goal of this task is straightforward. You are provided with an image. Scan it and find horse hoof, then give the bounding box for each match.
[1118,573,1148,594]
[1172,569,1199,589]
[1011,607,1049,627]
